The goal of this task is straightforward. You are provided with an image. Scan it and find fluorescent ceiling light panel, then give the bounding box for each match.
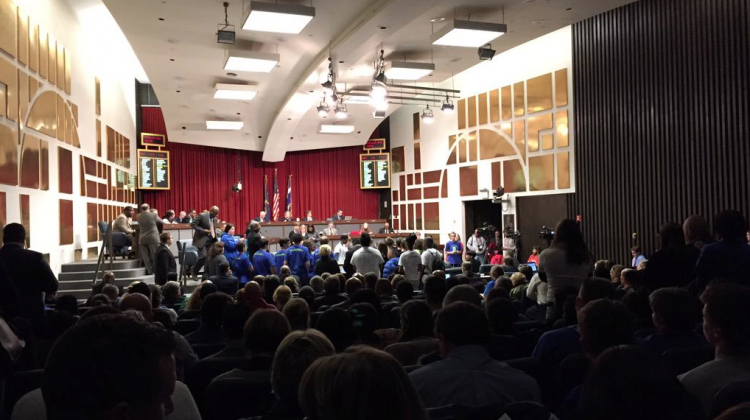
[432,20,507,48]
[319,124,355,134]
[343,95,371,104]
[384,61,435,80]
[243,2,315,34]
[213,83,258,100]
[224,51,280,73]
[206,120,244,130]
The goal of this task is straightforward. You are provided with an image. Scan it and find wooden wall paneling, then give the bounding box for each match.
[59,199,73,245]
[568,0,750,261]
[20,194,29,247]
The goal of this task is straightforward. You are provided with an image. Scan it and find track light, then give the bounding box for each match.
[317,101,329,118]
[335,100,348,119]
[421,105,434,124]
[441,95,455,114]
[369,49,388,107]
[322,80,334,97]
[478,43,496,61]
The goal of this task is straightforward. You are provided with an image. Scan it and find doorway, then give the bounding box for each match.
[463,199,505,242]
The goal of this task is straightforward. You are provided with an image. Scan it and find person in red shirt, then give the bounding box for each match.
[527,246,541,266]
[489,249,504,265]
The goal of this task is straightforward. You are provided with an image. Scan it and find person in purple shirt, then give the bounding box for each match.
[252,238,277,276]
[444,232,463,268]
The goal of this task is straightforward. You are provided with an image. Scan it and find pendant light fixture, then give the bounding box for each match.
[421,104,434,124]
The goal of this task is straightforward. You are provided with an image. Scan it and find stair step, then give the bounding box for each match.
[59,267,147,281]
[60,259,141,273]
[57,275,155,293]
[56,289,96,301]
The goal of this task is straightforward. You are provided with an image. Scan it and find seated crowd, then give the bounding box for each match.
[1,209,750,419]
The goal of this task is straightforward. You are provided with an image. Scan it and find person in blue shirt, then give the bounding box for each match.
[233,242,253,285]
[285,233,311,286]
[305,240,317,279]
[253,238,277,276]
[275,238,291,270]
[382,247,400,278]
[220,224,243,270]
[445,232,464,268]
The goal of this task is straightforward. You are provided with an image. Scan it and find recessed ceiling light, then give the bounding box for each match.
[319,124,355,134]
[384,61,435,80]
[206,120,244,130]
[224,51,280,73]
[213,83,258,100]
[243,2,315,34]
[169,58,175,61]
[430,17,446,22]
[431,20,507,48]
[158,17,165,21]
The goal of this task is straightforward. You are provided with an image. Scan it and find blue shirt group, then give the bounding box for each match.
[445,240,463,266]
[233,254,253,284]
[275,248,289,271]
[285,244,311,279]
[253,249,276,276]
[383,257,400,278]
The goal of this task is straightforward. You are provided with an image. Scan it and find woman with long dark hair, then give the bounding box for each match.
[538,219,593,321]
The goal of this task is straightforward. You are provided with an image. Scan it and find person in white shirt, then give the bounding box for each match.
[466,229,487,265]
[419,236,442,280]
[161,210,177,224]
[350,233,384,276]
[334,235,350,266]
[398,234,423,289]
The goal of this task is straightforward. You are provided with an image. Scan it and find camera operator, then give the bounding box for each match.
[466,229,487,265]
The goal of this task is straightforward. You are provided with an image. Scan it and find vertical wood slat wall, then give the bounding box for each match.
[567,0,750,262]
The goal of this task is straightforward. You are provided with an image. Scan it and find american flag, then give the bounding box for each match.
[263,175,270,220]
[286,175,292,213]
[272,169,280,221]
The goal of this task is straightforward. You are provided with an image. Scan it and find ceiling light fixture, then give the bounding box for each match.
[319,124,355,134]
[370,48,388,105]
[243,1,315,34]
[477,43,496,61]
[206,120,244,130]
[384,61,436,81]
[431,20,507,48]
[334,100,348,119]
[441,95,455,114]
[321,56,336,97]
[224,50,280,73]
[430,17,446,22]
[373,110,386,119]
[316,101,329,118]
[213,83,258,100]
[217,2,236,44]
[421,104,434,124]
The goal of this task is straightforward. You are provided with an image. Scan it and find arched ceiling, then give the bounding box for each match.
[103,0,636,161]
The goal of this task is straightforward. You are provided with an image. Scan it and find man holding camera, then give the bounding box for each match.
[467,229,486,265]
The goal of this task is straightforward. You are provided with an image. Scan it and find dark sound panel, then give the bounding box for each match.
[568,0,750,261]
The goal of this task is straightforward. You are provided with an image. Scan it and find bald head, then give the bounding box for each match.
[210,206,220,217]
[120,293,154,322]
[244,281,262,298]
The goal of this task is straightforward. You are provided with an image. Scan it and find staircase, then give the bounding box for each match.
[58,259,154,300]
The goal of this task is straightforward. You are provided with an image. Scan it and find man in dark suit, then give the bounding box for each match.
[253,210,269,223]
[379,221,395,234]
[282,210,294,222]
[332,210,345,221]
[136,203,163,275]
[191,206,219,281]
[246,221,262,257]
[209,262,239,296]
[182,209,197,224]
[0,223,58,332]
[154,232,177,286]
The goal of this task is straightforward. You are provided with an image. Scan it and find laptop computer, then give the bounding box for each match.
[344,216,352,221]
[527,262,538,272]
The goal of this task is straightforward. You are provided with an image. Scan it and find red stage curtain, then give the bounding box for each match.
[140,107,380,231]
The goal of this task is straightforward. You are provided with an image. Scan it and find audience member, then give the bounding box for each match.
[185,292,233,345]
[210,303,251,359]
[283,298,310,331]
[285,234,311,286]
[610,264,625,286]
[409,302,540,408]
[444,232,463,268]
[640,287,705,355]
[382,246,400,278]
[679,283,750,416]
[273,285,292,311]
[220,223,243,269]
[136,204,163,275]
[42,314,182,420]
[239,281,276,314]
[385,300,437,365]
[538,219,594,321]
[349,303,381,347]
[351,233,384,276]
[694,210,750,290]
[209,261,239,296]
[149,283,178,326]
[579,345,704,420]
[162,281,184,309]
[526,272,549,322]
[263,275,281,304]
[643,222,701,289]
[486,297,519,335]
[315,307,358,352]
[394,280,414,305]
[102,283,120,306]
[398,234,422,288]
[533,278,613,366]
[233,242,254,285]
[420,236,443,279]
[283,276,299,293]
[509,272,529,301]
[314,244,339,276]
[500,257,518,273]
[253,238,278,276]
[423,275,447,313]
[622,288,655,331]
[309,276,324,294]
[683,214,714,251]
[89,294,111,307]
[205,242,228,279]
[314,276,347,310]
[300,346,429,420]
[297,286,316,308]
[343,238,362,279]
[443,284,482,308]
[0,223,58,331]
[579,298,636,358]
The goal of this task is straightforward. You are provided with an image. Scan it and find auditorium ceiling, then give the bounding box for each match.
[102,0,636,161]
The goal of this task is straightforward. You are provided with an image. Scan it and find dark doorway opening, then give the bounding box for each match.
[464,199,505,242]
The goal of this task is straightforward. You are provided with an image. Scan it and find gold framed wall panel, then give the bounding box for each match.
[492,161,501,190]
[501,86,512,120]
[0,124,18,185]
[47,35,56,86]
[58,146,73,194]
[40,139,48,190]
[479,129,515,160]
[529,154,555,191]
[424,186,439,199]
[447,135,457,165]
[457,99,466,130]
[513,82,525,116]
[87,202,98,242]
[489,89,500,122]
[541,133,554,150]
[0,58,18,121]
[27,91,57,137]
[20,194,29,248]
[0,0,17,58]
[19,134,40,188]
[423,170,441,184]
[478,92,488,125]
[64,48,71,94]
[28,22,38,72]
[459,165,478,196]
[557,152,570,189]
[527,73,553,113]
[38,28,47,80]
[468,131,477,162]
[392,204,399,230]
[391,146,405,173]
[527,113,553,152]
[514,121,526,161]
[413,112,420,140]
[441,171,448,198]
[424,202,439,232]
[555,69,568,107]
[16,9,28,65]
[28,74,38,99]
[458,138,467,163]
[415,203,423,230]
[467,95,477,128]
[18,69,28,129]
[556,111,569,148]
[503,159,527,193]
[414,142,421,170]
[59,199,73,245]
[95,77,101,116]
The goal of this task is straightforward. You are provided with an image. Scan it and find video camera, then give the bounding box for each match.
[539,226,555,241]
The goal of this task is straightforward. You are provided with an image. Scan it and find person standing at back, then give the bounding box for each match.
[444,232,463,268]
[154,232,177,286]
[351,233,385,276]
[398,234,423,289]
[191,206,219,281]
[253,238,277,276]
[694,210,750,290]
[0,223,58,332]
[538,219,594,322]
[285,233,311,285]
[136,203,163,275]
[466,229,486,265]
[275,238,291,270]
[245,220,262,257]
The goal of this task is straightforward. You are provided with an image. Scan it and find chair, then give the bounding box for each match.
[98,222,129,258]
[178,240,199,283]
[505,357,564,411]
[203,371,273,420]
[661,345,714,376]
[175,319,200,336]
[191,343,226,359]
[186,357,251,407]
[479,264,493,274]
[710,380,750,418]
[487,334,527,361]
[445,268,462,276]
[512,321,546,334]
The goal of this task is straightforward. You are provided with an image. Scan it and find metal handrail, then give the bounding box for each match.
[92,221,115,283]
